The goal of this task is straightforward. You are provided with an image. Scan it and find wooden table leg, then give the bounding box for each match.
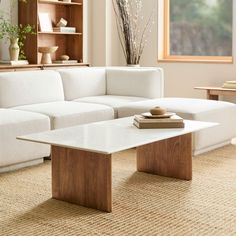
[51,146,112,212]
[137,133,192,180]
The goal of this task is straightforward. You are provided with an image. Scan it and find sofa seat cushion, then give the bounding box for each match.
[117,98,236,155]
[74,95,149,118]
[13,101,114,129]
[0,109,50,167]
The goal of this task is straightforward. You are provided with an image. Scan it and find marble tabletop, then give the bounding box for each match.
[18,117,217,154]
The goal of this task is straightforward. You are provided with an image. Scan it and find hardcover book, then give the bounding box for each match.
[53,27,76,33]
[134,114,183,123]
[53,60,78,64]
[133,120,185,129]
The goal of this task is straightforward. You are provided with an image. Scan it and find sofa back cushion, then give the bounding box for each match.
[0,70,64,108]
[106,67,164,98]
[58,68,106,100]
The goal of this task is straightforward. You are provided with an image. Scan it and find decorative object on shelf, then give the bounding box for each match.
[60,55,70,60]
[38,13,53,32]
[127,64,140,67]
[61,0,72,3]
[0,0,35,60]
[222,81,236,89]
[112,0,154,66]
[0,59,29,65]
[38,46,58,64]
[9,37,20,61]
[53,54,77,64]
[56,18,68,27]
[53,27,76,33]
[53,60,78,64]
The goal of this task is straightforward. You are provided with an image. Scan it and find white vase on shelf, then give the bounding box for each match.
[127,64,140,67]
[9,38,20,61]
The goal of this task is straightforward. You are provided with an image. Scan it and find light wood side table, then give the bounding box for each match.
[195,86,236,100]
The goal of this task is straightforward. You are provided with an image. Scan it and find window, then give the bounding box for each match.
[160,0,233,63]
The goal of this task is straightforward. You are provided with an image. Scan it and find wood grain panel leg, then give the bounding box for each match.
[137,133,192,180]
[51,146,112,212]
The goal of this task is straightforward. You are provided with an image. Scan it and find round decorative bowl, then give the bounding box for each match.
[38,46,58,64]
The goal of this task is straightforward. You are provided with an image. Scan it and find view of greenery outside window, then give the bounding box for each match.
[163,0,233,62]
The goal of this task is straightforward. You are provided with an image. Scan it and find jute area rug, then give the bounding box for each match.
[1,145,236,236]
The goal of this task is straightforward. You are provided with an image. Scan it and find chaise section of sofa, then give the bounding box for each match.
[117,97,236,155]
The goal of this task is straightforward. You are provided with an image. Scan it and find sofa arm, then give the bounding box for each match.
[106,67,164,98]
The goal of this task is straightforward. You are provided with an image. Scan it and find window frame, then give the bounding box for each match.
[158,0,233,63]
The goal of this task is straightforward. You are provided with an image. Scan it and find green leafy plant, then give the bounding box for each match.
[0,0,35,60]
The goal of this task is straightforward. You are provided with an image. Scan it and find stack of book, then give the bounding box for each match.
[222,81,236,89]
[133,114,184,129]
[53,60,78,64]
[0,60,29,65]
[53,27,76,33]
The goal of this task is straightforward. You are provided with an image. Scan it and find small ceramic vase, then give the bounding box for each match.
[150,107,167,115]
[9,38,20,61]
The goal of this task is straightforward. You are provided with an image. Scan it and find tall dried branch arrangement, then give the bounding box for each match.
[112,0,154,65]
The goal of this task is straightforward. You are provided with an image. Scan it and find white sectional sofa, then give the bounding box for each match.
[0,66,236,172]
[0,67,163,172]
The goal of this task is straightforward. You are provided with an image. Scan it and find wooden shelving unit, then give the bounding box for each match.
[18,0,83,64]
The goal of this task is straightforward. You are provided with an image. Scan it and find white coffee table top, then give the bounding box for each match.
[18,117,217,154]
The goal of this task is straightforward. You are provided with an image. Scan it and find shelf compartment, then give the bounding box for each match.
[38,34,83,62]
[38,3,83,33]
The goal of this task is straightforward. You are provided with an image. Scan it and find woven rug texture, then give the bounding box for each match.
[0,145,236,236]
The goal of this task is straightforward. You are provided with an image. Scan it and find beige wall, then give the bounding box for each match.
[0,0,18,60]
[88,0,122,66]
[90,0,236,100]
[140,0,236,99]
[1,0,236,100]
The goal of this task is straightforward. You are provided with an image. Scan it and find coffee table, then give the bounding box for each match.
[18,117,216,212]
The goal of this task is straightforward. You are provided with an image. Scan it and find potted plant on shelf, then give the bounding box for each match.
[112,0,154,66]
[0,0,35,61]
